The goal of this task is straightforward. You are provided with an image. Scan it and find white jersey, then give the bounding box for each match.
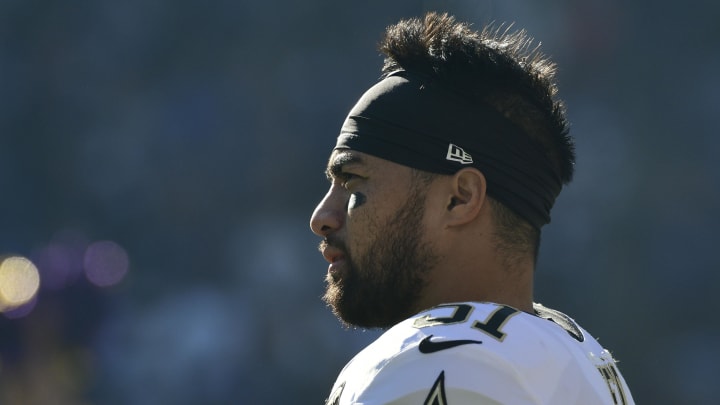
[326,302,634,405]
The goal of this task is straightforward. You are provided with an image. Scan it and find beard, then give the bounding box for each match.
[322,184,439,329]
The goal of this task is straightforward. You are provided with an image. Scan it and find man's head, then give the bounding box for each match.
[310,12,575,328]
[314,151,439,328]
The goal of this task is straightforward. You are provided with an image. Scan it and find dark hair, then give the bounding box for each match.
[379,12,575,261]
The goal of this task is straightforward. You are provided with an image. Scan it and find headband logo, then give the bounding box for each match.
[446,143,473,164]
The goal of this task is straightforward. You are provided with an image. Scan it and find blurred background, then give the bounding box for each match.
[1,0,718,403]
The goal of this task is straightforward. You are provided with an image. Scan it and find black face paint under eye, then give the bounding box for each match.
[348,192,367,209]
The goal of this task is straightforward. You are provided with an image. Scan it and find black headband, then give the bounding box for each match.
[334,71,562,229]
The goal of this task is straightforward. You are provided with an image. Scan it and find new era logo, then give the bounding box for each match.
[446,144,473,164]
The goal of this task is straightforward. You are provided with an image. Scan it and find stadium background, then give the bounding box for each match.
[1,1,718,403]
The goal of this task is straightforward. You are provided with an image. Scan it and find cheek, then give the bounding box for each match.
[348,192,367,211]
[346,192,372,250]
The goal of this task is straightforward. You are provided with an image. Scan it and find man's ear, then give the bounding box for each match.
[445,167,487,226]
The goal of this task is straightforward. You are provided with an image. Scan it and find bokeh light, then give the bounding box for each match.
[2,294,38,320]
[83,241,129,287]
[33,229,89,291]
[0,256,41,311]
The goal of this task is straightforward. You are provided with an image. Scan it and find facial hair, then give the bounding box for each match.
[322,183,438,329]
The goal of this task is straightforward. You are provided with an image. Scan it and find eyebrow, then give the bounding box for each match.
[325,152,365,180]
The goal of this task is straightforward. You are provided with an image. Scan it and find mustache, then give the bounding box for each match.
[318,235,348,254]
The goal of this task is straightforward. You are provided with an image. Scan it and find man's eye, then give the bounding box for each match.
[339,173,361,188]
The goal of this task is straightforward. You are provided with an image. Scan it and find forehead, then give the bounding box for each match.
[328,149,366,168]
[326,149,412,179]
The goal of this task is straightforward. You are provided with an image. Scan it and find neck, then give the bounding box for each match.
[418,231,536,314]
[417,266,534,314]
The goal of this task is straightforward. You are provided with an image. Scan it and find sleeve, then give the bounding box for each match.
[342,345,542,405]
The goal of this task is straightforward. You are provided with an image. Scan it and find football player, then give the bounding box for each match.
[310,12,634,405]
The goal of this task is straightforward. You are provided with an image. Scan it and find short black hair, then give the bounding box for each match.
[379,12,575,261]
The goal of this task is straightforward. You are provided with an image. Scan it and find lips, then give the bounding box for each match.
[321,246,345,264]
[319,240,347,276]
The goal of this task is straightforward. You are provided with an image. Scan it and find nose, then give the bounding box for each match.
[310,187,345,237]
